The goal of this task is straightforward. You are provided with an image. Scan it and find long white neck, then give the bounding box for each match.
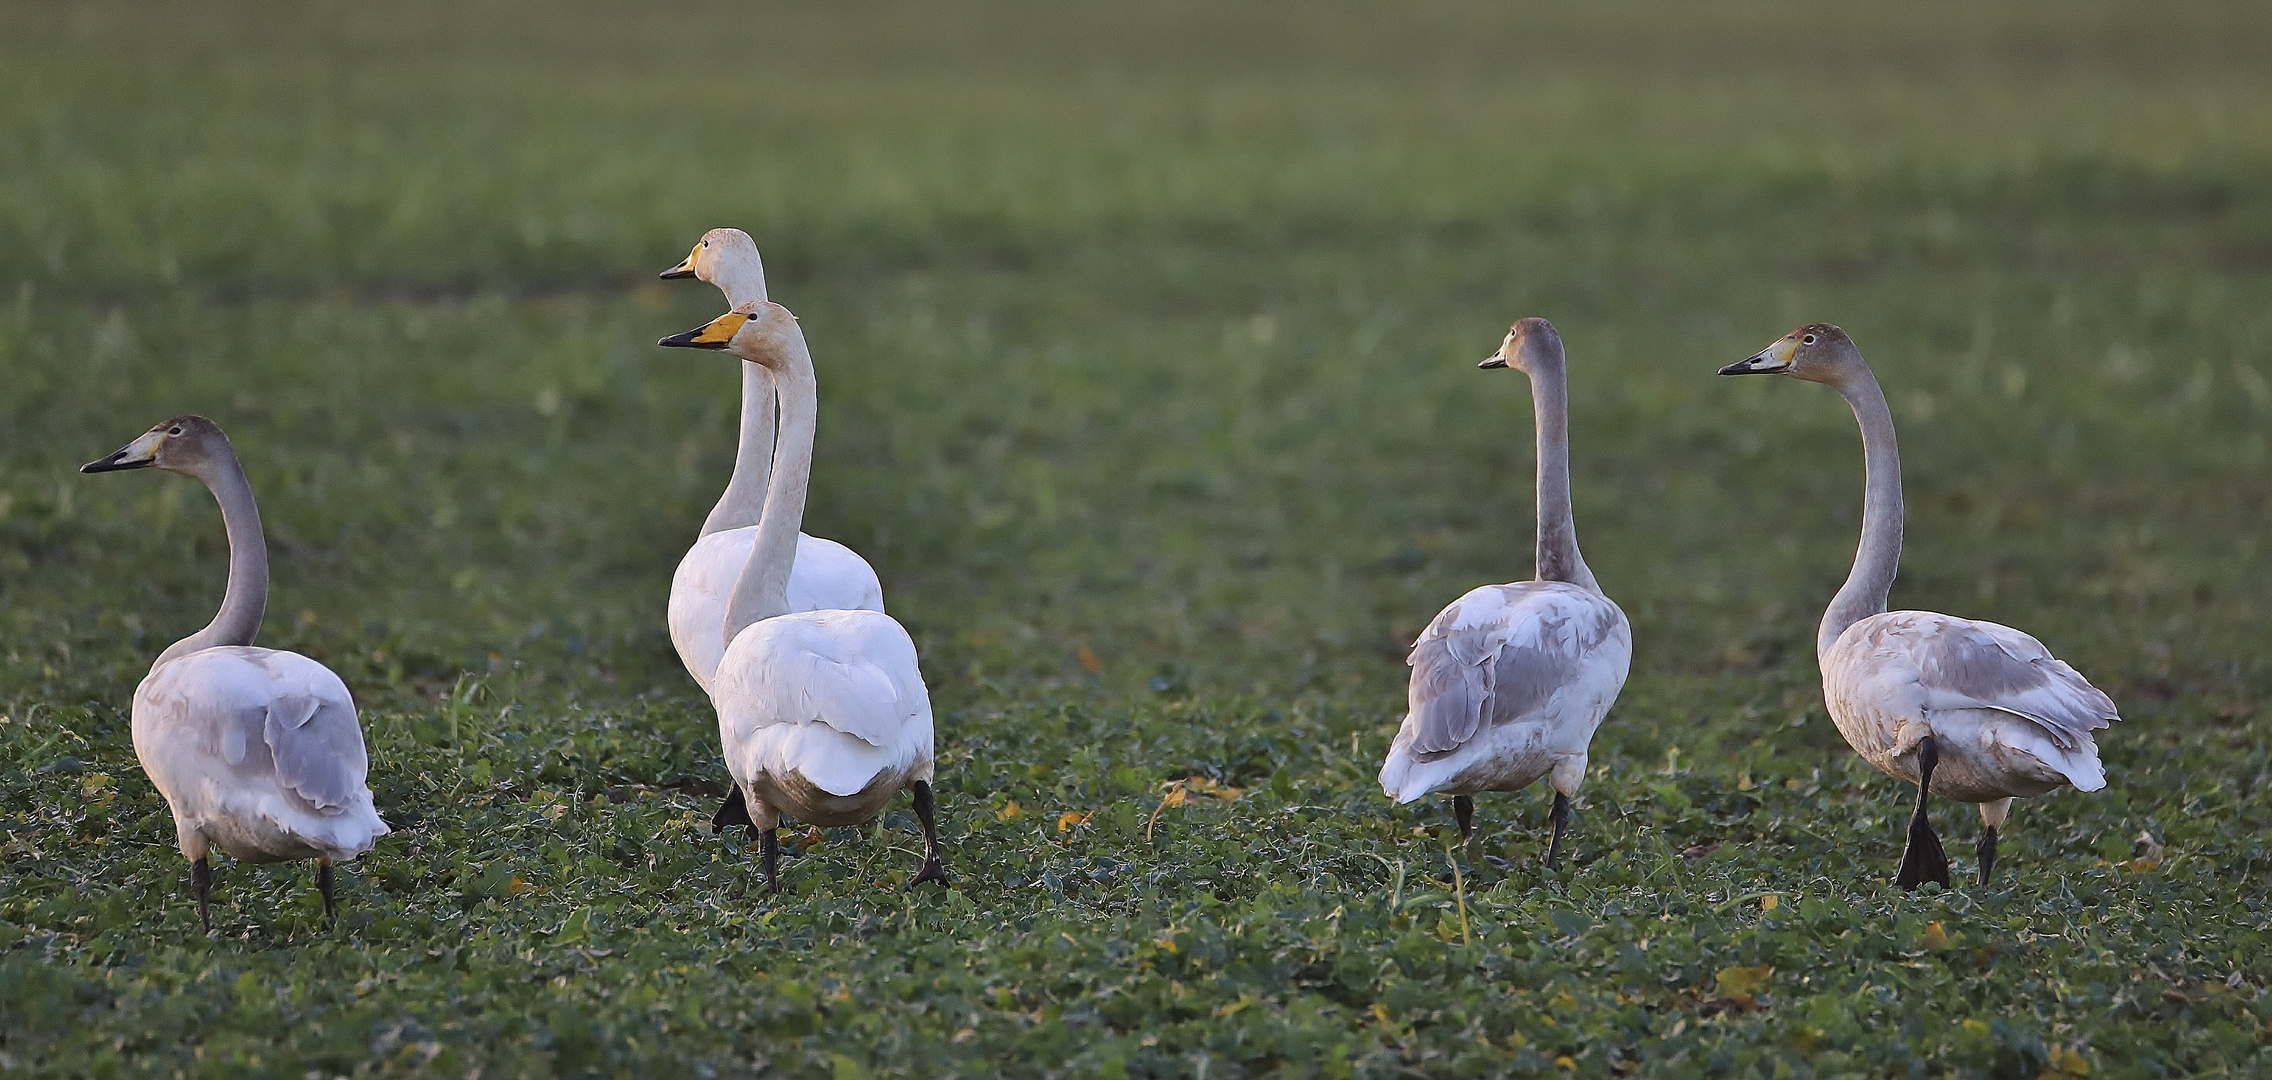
[702,362,777,535]
[700,260,775,536]
[723,327,816,644]
[1819,364,1904,661]
[1525,351,1599,593]
[156,451,268,666]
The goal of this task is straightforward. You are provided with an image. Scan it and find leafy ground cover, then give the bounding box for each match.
[2,1,2269,1075]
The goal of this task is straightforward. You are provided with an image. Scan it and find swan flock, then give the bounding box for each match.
[70,228,2130,931]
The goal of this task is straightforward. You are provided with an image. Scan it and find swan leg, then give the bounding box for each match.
[191,857,213,932]
[760,827,781,895]
[1543,792,1573,871]
[1894,735,1952,890]
[1452,795,1474,842]
[1976,797,2011,886]
[909,780,947,887]
[711,785,754,833]
[317,858,336,928]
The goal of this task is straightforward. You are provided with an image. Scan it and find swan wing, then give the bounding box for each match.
[723,612,924,748]
[1405,583,1625,759]
[1857,613,2119,751]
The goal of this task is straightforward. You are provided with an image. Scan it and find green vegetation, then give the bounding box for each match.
[3,1,2269,1075]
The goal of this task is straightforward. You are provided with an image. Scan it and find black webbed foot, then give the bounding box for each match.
[1452,795,1474,842]
[1543,792,1573,871]
[1894,735,1952,890]
[909,780,948,888]
[712,786,754,833]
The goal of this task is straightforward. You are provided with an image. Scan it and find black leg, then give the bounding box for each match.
[910,780,947,887]
[1452,795,1474,842]
[1544,792,1573,871]
[192,857,212,932]
[317,858,336,928]
[1976,826,1998,886]
[712,786,753,833]
[1894,735,1952,890]
[761,827,780,894]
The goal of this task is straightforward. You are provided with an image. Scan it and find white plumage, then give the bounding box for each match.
[657,302,944,891]
[670,531,883,694]
[713,608,935,826]
[658,227,886,694]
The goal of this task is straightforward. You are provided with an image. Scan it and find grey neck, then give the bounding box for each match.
[1818,364,1904,661]
[156,451,268,667]
[723,327,817,644]
[700,361,777,535]
[1525,350,1599,593]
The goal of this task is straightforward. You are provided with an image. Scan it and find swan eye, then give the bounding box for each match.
[168,426,183,436]
[1801,334,1817,345]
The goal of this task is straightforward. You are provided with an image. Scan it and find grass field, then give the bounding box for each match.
[4,1,2271,1075]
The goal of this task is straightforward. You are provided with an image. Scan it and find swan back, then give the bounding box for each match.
[670,531,887,694]
[133,646,388,861]
[1382,581,1631,802]
[1825,611,2118,791]
[712,608,933,799]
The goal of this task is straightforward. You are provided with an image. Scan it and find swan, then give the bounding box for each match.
[1378,319,1633,870]
[658,303,944,892]
[81,416,388,929]
[658,228,883,694]
[1721,323,2121,888]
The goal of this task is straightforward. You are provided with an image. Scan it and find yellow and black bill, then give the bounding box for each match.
[656,310,751,349]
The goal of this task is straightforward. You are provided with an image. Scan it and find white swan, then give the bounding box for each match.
[659,304,944,891]
[1721,323,2121,888]
[1379,319,1632,869]
[81,416,388,929]
[659,228,883,694]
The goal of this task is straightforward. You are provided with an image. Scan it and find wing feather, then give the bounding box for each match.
[1403,583,1624,761]
[1859,613,2119,751]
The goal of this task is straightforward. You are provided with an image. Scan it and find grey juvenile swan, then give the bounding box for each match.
[1721,323,2121,888]
[1378,318,1632,870]
[82,416,388,929]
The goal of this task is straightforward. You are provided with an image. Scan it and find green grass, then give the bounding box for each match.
[4,1,2271,1075]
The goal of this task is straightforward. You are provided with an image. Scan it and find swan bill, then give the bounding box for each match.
[657,310,750,349]
[82,430,165,473]
[660,242,701,279]
[1719,337,1797,376]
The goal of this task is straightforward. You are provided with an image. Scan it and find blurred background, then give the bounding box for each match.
[2,1,2268,1072]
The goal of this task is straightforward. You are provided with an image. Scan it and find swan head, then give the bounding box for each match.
[1721,323,1862,383]
[82,415,233,478]
[1479,317,1563,372]
[656,301,801,367]
[659,228,767,298]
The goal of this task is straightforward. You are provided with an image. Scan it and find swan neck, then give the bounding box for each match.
[157,449,268,666]
[724,331,815,643]
[1527,353,1597,592]
[701,360,776,536]
[1820,365,1903,661]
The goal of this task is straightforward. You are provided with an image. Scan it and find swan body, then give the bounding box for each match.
[659,227,885,692]
[1722,323,2121,887]
[658,303,943,890]
[133,645,387,863]
[1380,581,1630,803]
[83,415,387,928]
[1823,612,2112,801]
[1378,318,1630,867]
[670,531,883,695]
[713,608,934,827]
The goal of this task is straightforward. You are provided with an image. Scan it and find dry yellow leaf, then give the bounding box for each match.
[1760,894,1780,912]
[997,799,1024,821]
[1056,811,1092,833]
[1715,965,1772,998]
[1075,644,1104,672]
[1921,921,1950,951]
